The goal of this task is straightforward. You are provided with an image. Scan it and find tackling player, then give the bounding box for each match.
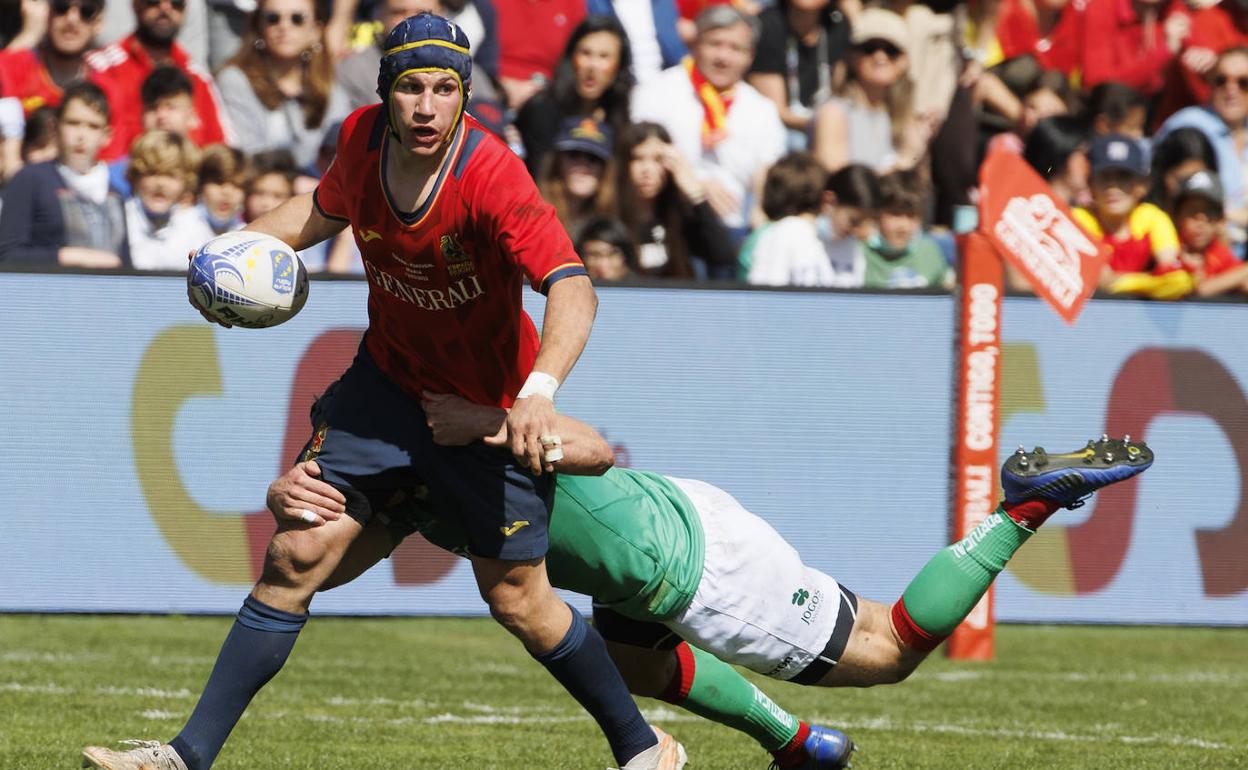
[84,13,682,770]
[86,391,1151,769]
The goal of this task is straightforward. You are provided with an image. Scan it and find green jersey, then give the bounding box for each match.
[407,468,706,621]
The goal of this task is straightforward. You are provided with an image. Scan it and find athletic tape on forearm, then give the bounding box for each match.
[517,371,559,401]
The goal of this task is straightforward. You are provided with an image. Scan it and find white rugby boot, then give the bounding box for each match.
[81,740,188,770]
[616,726,689,770]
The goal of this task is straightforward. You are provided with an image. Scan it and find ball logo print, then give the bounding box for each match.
[188,232,309,328]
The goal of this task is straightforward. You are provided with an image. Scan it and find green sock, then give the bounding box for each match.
[893,507,1032,649]
[660,643,800,751]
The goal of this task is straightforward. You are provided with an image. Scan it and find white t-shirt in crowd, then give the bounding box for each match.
[613,0,663,83]
[631,65,786,229]
[748,215,842,287]
[126,199,216,270]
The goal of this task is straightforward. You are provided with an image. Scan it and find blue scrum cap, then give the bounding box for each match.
[376,13,473,136]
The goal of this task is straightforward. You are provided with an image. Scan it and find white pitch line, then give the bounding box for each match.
[817,715,1241,752]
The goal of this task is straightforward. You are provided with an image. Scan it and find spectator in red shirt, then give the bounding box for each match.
[1079,0,1189,95]
[0,0,103,115]
[1170,169,1248,295]
[493,0,586,108]
[86,0,232,162]
[994,0,1083,74]
[1153,0,1248,127]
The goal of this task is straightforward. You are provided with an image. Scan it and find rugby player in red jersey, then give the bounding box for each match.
[84,14,684,770]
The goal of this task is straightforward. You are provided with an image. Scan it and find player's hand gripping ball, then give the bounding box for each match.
[187,232,309,328]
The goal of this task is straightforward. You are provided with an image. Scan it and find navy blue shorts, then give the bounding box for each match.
[297,345,552,561]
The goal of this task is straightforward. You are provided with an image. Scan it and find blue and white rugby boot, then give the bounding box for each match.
[1002,435,1153,510]
[770,724,855,769]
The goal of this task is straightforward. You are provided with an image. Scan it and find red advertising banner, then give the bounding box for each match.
[979,149,1109,324]
[948,232,1004,661]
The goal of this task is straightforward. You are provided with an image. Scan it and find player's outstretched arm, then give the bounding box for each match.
[509,275,598,474]
[244,191,347,251]
[422,391,614,475]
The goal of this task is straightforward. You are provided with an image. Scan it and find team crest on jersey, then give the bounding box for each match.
[301,424,329,462]
[440,234,475,278]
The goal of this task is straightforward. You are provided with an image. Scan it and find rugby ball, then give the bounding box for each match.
[188,231,309,328]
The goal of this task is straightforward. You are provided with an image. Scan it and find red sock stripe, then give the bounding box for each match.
[659,641,696,704]
[770,721,812,768]
[1002,498,1061,530]
[890,598,944,652]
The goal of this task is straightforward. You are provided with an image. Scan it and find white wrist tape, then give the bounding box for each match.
[517,371,559,401]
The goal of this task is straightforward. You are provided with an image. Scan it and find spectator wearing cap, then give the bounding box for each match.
[537,117,616,239]
[1073,133,1182,284]
[214,0,349,170]
[631,5,785,238]
[516,15,634,177]
[0,0,103,115]
[1170,170,1248,297]
[811,8,931,174]
[746,0,850,147]
[614,120,735,278]
[1157,47,1248,255]
[85,0,231,163]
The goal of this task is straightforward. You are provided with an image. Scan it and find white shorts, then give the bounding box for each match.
[663,478,859,682]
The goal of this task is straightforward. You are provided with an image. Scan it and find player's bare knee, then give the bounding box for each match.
[262,528,331,586]
[483,581,540,633]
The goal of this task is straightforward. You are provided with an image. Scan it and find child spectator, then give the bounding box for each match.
[746,152,834,286]
[537,117,616,241]
[21,105,58,165]
[818,163,879,287]
[243,149,298,223]
[0,81,126,267]
[615,120,735,279]
[1073,133,1182,283]
[125,130,212,270]
[575,216,635,282]
[862,170,951,289]
[1171,171,1248,297]
[1085,82,1148,139]
[196,144,247,236]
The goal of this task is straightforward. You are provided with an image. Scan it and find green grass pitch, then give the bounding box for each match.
[2,615,1245,769]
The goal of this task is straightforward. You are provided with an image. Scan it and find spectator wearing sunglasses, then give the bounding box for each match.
[0,0,103,115]
[214,0,348,170]
[812,8,932,174]
[86,0,231,162]
[1157,46,1248,255]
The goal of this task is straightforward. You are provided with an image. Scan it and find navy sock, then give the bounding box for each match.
[170,596,307,770]
[533,604,657,766]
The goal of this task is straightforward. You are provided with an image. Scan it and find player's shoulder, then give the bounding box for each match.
[1129,202,1176,232]
[336,104,387,156]
[450,115,529,193]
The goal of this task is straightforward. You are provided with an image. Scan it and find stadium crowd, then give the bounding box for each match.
[0,0,1247,298]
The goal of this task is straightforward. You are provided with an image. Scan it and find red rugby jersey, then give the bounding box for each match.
[315,106,586,407]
